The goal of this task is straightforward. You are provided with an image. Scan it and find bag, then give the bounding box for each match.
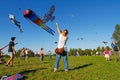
[55,47,64,54]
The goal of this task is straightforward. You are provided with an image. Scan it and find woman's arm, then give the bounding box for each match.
[56,22,62,35]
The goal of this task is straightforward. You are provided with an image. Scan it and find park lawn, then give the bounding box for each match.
[0,56,120,80]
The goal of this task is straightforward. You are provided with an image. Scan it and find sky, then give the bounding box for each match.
[1,0,120,54]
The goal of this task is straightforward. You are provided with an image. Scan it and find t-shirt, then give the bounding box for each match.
[40,50,44,56]
[8,41,14,52]
[58,34,68,49]
[105,50,109,54]
[111,43,118,51]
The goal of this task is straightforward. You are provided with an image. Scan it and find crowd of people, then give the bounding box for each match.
[20,48,29,61]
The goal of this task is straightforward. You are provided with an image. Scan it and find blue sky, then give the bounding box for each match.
[1,0,120,53]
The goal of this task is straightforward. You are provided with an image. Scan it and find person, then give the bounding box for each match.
[76,51,80,56]
[96,51,99,56]
[54,22,69,72]
[5,37,16,67]
[20,48,25,60]
[73,51,76,56]
[39,48,44,61]
[25,48,29,61]
[0,51,6,64]
[111,41,120,62]
[104,49,110,61]
[48,50,52,59]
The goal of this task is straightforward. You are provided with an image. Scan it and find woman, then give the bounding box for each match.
[39,48,44,61]
[54,22,69,72]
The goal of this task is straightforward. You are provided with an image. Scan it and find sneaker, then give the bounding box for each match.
[54,68,57,72]
[65,69,68,72]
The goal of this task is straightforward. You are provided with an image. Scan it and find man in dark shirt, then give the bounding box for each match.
[111,41,120,62]
[5,37,16,67]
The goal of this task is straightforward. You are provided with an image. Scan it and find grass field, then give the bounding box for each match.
[0,56,120,80]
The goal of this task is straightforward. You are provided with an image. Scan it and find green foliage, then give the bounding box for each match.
[105,46,110,50]
[84,49,92,56]
[112,24,120,41]
[28,50,34,57]
[96,46,101,52]
[92,49,96,55]
[16,49,21,57]
[118,41,120,48]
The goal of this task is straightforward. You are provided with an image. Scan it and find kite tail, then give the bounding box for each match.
[41,24,55,36]
[0,44,9,51]
[0,43,18,51]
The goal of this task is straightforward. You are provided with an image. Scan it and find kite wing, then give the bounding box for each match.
[42,5,55,24]
[23,9,55,35]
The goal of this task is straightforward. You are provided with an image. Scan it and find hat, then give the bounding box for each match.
[11,37,16,41]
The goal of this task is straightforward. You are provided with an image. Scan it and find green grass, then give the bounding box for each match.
[0,56,120,80]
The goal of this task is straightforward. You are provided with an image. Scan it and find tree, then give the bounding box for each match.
[68,48,74,56]
[96,46,101,52]
[84,49,92,56]
[112,24,120,47]
[105,46,110,50]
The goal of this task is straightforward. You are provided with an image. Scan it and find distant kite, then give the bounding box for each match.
[77,38,83,40]
[23,8,55,35]
[54,41,57,44]
[42,5,55,24]
[102,41,108,45]
[8,14,23,32]
[19,8,21,10]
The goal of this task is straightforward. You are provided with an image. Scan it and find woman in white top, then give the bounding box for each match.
[54,22,69,72]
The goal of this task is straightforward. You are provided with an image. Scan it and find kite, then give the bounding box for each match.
[19,8,21,10]
[8,14,23,32]
[23,8,55,35]
[0,74,23,80]
[102,41,108,45]
[77,38,83,40]
[54,41,57,44]
[42,5,55,23]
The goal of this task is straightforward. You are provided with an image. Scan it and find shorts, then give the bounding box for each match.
[8,52,14,58]
[105,54,109,58]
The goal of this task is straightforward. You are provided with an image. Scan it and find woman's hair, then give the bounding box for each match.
[63,29,68,35]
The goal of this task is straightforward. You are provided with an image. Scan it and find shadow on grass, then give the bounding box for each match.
[69,63,93,71]
[19,67,47,80]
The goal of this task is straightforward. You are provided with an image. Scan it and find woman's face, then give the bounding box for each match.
[63,30,68,36]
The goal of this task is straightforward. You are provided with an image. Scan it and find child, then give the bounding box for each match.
[104,49,110,61]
